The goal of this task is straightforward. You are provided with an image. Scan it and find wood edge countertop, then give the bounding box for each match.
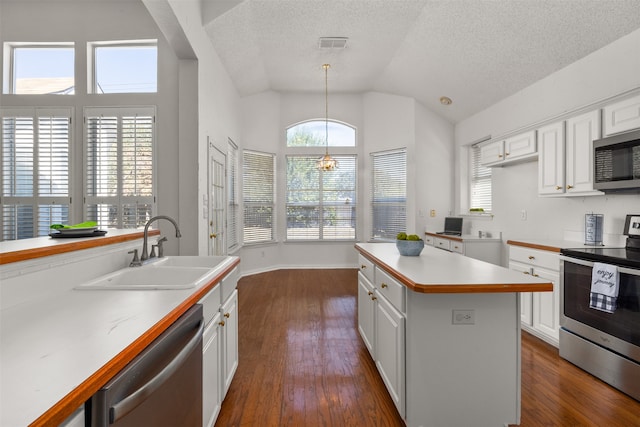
[355,244,553,294]
[0,230,160,265]
[506,239,562,253]
[29,256,241,427]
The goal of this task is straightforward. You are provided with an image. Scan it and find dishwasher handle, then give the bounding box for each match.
[109,319,204,423]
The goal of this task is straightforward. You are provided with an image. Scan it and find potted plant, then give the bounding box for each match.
[396,232,425,256]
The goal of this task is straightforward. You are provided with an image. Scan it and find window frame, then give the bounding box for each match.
[87,39,158,94]
[370,148,407,241]
[3,42,75,95]
[227,138,240,252]
[242,149,276,245]
[1,107,73,240]
[469,143,492,213]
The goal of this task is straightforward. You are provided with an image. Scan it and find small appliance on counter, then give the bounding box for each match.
[584,213,604,246]
[624,214,640,250]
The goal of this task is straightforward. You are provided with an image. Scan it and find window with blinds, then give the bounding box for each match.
[84,106,155,229]
[1,107,71,240]
[470,144,492,212]
[243,150,275,244]
[227,139,239,251]
[371,149,406,241]
[286,155,357,241]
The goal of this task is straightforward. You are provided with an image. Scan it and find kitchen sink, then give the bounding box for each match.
[75,265,214,290]
[149,256,228,269]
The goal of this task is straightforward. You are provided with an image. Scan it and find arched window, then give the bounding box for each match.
[286,120,356,147]
[285,120,357,241]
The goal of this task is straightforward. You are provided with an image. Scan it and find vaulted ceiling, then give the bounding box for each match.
[202,0,640,123]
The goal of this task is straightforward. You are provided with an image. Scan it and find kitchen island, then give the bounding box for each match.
[355,243,552,427]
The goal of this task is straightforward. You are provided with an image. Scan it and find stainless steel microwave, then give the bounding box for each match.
[593,129,640,192]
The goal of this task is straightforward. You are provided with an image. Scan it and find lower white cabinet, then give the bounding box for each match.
[200,268,239,427]
[426,233,502,265]
[508,245,560,346]
[357,264,406,418]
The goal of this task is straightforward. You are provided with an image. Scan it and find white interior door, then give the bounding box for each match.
[208,139,226,256]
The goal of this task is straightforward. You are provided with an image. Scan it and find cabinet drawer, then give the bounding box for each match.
[359,254,375,283]
[200,284,222,326]
[509,245,559,271]
[424,235,434,246]
[434,237,451,251]
[221,266,239,304]
[375,267,406,313]
[450,241,464,254]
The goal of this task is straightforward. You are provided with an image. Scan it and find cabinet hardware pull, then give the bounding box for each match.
[555,185,562,190]
[498,154,503,158]
[533,273,539,277]
[367,291,373,296]
[210,233,217,239]
[523,271,530,275]
[371,296,377,301]
[219,320,226,327]
[381,283,388,289]
[224,312,230,318]
[505,152,510,156]
[361,264,366,269]
[528,256,535,260]
[567,184,574,189]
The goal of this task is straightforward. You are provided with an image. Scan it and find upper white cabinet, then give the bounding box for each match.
[603,94,640,136]
[480,130,537,167]
[538,109,602,196]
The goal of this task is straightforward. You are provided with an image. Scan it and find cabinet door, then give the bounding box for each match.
[532,267,560,345]
[221,289,238,396]
[203,313,222,427]
[566,110,601,194]
[357,273,376,357]
[480,140,504,166]
[375,294,405,418]
[603,94,640,136]
[504,130,536,161]
[538,121,565,195]
[509,260,533,326]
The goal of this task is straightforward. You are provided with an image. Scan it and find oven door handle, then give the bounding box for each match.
[560,255,640,276]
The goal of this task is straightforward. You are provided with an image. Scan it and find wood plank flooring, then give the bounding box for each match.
[215,269,640,427]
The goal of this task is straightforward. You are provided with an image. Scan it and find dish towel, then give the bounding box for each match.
[589,262,620,313]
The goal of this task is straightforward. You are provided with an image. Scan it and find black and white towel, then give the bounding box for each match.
[589,262,619,313]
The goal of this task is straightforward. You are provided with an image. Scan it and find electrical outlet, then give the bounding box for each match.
[452,309,475,325]
[430,209,436,217]
[520,209,527,221]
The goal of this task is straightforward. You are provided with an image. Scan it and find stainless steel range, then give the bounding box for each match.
[559,214,640,401]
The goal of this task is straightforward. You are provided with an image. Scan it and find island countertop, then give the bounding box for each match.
[356,242,553,294]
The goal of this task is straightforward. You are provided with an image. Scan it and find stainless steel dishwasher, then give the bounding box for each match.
[89,304,203,427]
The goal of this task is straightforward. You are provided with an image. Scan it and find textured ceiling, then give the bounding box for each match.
[203,0,640,123]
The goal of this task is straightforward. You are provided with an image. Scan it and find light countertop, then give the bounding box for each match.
[356,243,552,294]
[0,252,239,427]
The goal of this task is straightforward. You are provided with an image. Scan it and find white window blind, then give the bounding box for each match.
[1,107,71,240]
[84,106,155,229]
[470,144,492,212]
[286,155,356,241]
[243,150,275,244]
[227,139,239,251]
[371,148,406,241]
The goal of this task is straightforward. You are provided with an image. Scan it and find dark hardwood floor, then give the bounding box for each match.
[215,269,640,427]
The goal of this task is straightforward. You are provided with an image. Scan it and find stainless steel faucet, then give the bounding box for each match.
[141,215,182,262]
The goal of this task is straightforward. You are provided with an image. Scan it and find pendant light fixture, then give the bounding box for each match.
[317,63,338,171]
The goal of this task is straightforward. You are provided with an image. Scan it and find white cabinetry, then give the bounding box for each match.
[427,233,502,265]
[480,130,537,167]
[200,266,239,427]
[509,245,560,346]
[538,110,602,196]
[603,94,640,136]
[357,255,406,418]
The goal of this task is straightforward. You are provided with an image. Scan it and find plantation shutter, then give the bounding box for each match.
[371,148,406,241]
[84,106,155,229]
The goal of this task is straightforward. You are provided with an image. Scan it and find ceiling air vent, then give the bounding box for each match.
[318,37,348,49]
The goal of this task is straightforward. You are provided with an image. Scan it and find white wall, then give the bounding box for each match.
[238,91,455,275]
[455,29,640,261]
